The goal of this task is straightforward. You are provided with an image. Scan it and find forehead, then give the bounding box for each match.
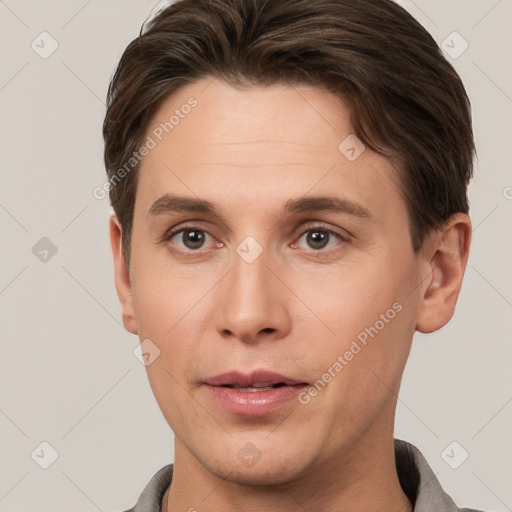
[146,78,351,162]
[136,77,404,219]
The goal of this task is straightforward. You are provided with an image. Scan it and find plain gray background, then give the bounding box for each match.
[0,0,511,511]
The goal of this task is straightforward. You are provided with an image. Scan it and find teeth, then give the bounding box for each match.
[231,386,275,392]
[227,382,275,388]
[218,382,292,391]
[226,382,283,391]
[251,382,274,387]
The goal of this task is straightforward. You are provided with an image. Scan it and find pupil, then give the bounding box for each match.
[308,231,328,249]
[184,230,204,249]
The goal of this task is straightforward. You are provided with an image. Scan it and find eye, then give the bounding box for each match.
[292,227,346,253]
[166,227,220,252]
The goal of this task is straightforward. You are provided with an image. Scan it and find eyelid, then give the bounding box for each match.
[159,223,221,250]
[290,223,351,257]
[158,221,215,243]
[294,221,352,241]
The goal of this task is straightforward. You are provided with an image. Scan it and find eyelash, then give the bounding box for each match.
[161,223,351,258]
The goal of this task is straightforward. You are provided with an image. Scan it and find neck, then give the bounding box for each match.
[165,425,413,512]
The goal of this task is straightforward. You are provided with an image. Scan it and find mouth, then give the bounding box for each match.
[219,382,295,392]
[203,370,308,415]
[204,369,308,389]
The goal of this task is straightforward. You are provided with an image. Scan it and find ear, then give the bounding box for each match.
[109,214,138,335]
[416,213,472,333]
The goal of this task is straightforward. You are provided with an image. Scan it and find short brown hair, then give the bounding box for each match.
[103,0,475,264]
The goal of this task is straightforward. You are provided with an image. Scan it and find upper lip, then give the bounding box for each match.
[204,370,307,387]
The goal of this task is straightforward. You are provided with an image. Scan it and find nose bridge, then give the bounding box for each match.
[230,247,273,320]
[230,244,269,306]
[215,240,289,342]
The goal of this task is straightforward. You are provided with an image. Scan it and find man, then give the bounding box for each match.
[103,0,483,510]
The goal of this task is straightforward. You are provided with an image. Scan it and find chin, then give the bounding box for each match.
[209,456,307,487]
[193,436,313,487]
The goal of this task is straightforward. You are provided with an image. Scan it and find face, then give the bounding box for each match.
[113,78,442,485]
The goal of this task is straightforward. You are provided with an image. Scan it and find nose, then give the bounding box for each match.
[215,246,291,345]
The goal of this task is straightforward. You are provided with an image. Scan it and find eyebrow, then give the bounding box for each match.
[148,194,372,219]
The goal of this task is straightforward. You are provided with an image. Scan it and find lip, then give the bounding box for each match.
[203,370,308,416]
[204,370,305,387]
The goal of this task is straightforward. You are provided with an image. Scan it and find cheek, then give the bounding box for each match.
[299,253,419,403]
[128,248,221,376]
[298,255,412,336]
[130,264,208,429]
[130,246,208,337]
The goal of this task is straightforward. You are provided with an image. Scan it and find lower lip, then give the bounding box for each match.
[204,384,307,416]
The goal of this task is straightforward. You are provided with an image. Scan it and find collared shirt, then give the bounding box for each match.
[123,439,485,512]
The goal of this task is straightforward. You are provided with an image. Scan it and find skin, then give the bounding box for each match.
[110,78,471,512]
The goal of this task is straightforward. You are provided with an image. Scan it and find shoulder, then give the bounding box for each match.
[120,464,174,512]
[394,439,488,512]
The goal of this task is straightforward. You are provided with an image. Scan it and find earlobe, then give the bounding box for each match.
[109,214,138,335]
[415,213,472,334]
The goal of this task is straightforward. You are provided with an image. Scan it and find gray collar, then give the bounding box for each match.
[125,439,483,512]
